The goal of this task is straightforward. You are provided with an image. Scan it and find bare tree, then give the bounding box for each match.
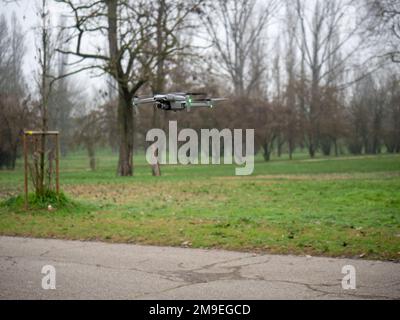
[383,74,400,153]
[283,3,299,160]
[146,0,203,176]
[348,74,386,154]
[271,42,286,158]
[365,0,400,62]
[48,16,77,156]
[73,109,107,170]
[31,0,56,196]
[0,13,32,170]
[253,99,280,161]
[55,0,203,176]
[294,0,368,157]
[201,0,279,97]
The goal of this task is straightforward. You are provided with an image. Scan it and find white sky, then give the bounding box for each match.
[1,0,392,106]
[0,0,281,101]
[0,0,104,104]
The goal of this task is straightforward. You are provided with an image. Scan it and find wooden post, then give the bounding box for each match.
[55,133,59,195]
[23,133,28,209]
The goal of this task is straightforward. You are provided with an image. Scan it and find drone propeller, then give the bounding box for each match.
[165,92,207,97]
[191,97,227,102]
[186,92,207,96]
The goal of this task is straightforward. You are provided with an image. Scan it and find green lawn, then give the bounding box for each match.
[0,150,399,260]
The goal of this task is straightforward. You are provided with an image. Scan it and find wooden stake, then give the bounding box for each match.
[23,133,28,209]
[55,134,59,195]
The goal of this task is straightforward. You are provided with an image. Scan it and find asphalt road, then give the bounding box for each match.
[0,236,399,299]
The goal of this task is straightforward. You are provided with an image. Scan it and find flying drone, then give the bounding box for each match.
[133,92,226,111]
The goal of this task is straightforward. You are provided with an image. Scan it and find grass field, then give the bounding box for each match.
[0,150,399,260]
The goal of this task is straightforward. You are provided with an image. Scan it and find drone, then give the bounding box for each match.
[133,92,226,111]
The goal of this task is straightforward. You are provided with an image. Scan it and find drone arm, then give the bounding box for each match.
[133,97,155,106]
[188,98,226,109]
[190,102,213,108]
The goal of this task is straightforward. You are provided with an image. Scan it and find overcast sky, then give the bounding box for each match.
[0,0,104,105]
[1,0,393,106]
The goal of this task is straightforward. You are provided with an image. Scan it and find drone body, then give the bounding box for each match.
[133,92,226,111]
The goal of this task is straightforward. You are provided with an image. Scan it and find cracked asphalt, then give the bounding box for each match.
[0,236,399,299]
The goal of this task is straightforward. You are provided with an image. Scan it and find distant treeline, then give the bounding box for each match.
[1,0,399,172]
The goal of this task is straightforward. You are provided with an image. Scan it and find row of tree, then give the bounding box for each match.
[0,0,399,175]
[0,13,32,169]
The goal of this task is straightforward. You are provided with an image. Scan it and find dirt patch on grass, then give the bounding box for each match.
[64,183,167,204]
[63,180,229,205]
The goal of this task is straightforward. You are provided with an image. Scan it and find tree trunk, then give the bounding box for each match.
[334,139,339,156]
[148,1,167,177]
[151,158,161,176]
[106,0,133,176]
[277,135,283,157]
[117,89,134,176]
[150,106,161,176]
[151,145,161,176]
[263,142,271,161]
[87,143,96,171]
[308,141,316,158]
[288,140,294,160]
[320,137,331,156]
